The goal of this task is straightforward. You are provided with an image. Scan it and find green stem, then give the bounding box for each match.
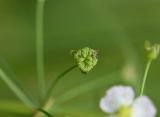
[46,65,77,98]
[37,108,53,117]
[33,97,55,117]
[36,0,46,102]
[140,60,152,96]
[0,68,36,109]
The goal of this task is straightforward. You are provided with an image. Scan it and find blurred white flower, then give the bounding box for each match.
[100,86,157,117]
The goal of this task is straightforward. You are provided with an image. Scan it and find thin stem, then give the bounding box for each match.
[36,0,46,102]
[140,60,152,96]
[0,68,36,109]
[46,65,77,98]
[37,108,53,117]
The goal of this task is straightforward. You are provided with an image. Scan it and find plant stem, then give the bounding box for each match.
[0,68,36,109]
[36,0,46,102]
[37,108,53,117]
[33,97,55,117]
[140,60,152,96]
[46,65,77,98]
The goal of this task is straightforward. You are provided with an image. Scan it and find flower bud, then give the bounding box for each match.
[145,40,160,60]
[71,47,98,73]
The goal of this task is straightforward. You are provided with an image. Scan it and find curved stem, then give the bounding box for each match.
[0,69,36,109]
[37,108,53,117]
[46,65,77,98]
[140,60,152,96]
[36,0,46,102]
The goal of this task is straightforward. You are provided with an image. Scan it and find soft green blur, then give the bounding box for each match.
[0,0,160,117]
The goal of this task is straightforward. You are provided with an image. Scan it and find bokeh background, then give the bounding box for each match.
[0,0,160,117]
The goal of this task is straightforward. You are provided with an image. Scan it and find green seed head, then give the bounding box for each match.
[145,40,160,60]
[71,47,98,73]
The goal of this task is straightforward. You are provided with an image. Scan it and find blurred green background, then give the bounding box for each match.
[0,0,160,117]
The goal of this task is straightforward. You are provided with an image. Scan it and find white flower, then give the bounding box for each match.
[132,96,157,117]
[100,86,157,117]
[100,86,134,113]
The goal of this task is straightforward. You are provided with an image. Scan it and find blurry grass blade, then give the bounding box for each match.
[0,100,30,115]
[36,0,46,102]
[55,72,120,104]
[0,68,36,109]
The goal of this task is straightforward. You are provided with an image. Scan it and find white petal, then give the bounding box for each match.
[132,96,157,117]
[100,86,134,113]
